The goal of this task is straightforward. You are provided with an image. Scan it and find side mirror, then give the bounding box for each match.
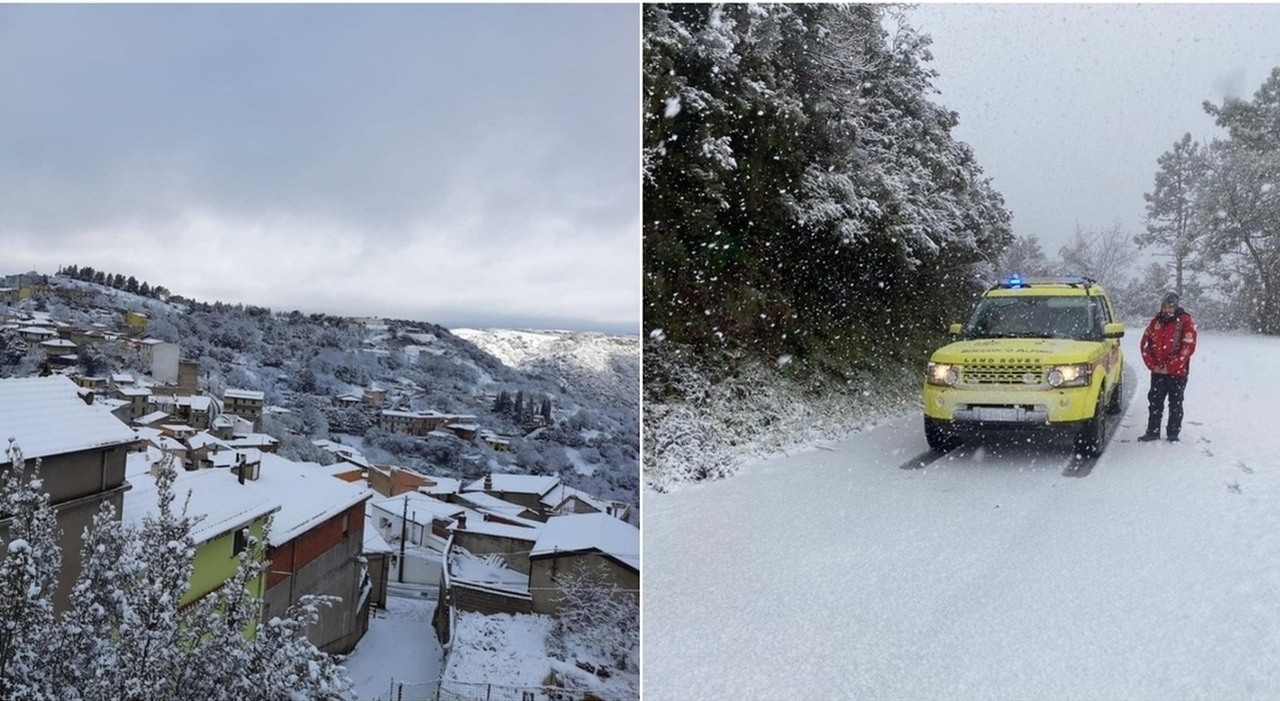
[1104,322,1125,339]
[948,323,963,335]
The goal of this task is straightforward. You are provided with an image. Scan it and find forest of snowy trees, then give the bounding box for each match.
[644,4,1013,382]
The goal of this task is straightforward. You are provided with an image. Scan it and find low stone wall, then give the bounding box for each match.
[451,581,533,617]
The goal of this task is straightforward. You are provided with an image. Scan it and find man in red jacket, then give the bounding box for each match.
[1138,291,1198,442]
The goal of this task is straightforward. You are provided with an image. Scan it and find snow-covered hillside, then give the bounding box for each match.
[452,328,639,412]
[644,330,1280,700]
[4,273,640,509]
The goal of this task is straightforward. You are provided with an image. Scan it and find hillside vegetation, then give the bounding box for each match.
[4,271,639,508]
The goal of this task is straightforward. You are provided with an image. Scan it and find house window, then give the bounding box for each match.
[233,528,248,556]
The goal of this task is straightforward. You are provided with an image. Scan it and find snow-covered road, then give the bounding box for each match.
[642,330,1280,700]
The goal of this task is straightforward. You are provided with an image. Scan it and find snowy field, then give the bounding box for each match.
[642,330,1280,700]
[341,589,443,701]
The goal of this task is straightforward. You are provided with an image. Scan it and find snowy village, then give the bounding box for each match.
[0,271,639,701]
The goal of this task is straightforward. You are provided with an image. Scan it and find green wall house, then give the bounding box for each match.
[123,464,281,612]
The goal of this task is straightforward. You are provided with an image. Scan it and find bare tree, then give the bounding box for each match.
[1057,223,1138,290]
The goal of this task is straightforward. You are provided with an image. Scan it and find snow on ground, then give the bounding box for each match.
[342,589,443,701]
[444,611,556,687]
[451,328,567,368]
[565,447,597,476]
[643,330,1280,700]
[444,611,638,700]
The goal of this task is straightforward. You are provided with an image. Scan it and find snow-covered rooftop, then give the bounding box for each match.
[186,432,229,450]
[418,476,461,496]
[463,473,561,496]
[206,449,262,469]
[455,491,537,519]
[369,492,465,524]
[123,468,282,546]
[135,410,171,426]
[0,376,138,464]
[253,454,374,546]
[175,395,213,411]
[530,513,639,572]
[539,483,611,513]
[224,388,264,401]
[226,433,278,448]
[455,513,542,542]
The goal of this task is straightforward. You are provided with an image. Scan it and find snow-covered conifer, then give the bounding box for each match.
[0,440,61,700]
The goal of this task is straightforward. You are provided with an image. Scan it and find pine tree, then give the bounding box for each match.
[1191,68,1280,333]
[492,390,511,414]
[999,235,1056,278]
[1139,133,1205,297]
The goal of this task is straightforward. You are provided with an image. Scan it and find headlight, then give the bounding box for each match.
[1046,363,1091,388]
[927,362,960,387]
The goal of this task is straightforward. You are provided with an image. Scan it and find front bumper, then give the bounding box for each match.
[923,383,1098,425]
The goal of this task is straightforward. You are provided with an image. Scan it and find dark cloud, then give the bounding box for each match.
[0,4,639,333]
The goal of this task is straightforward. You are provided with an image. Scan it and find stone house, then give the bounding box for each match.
[528,513,640,615]
[461,473,562,520]
[222,388,265,431]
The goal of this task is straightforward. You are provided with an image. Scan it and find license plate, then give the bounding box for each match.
[977,407,1020,422]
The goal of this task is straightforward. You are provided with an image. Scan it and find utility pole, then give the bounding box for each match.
[399,494,408,583]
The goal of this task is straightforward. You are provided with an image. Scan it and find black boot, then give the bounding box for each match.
[1166,433,1179,442]
[1139,412,1161,442]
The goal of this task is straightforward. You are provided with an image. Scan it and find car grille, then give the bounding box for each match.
[962,362,1044,385]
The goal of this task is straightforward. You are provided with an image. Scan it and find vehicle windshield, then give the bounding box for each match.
[964,295,1103,341]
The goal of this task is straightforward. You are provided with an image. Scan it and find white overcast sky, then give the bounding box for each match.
[906,2,1280,259]
[0,4,639,334]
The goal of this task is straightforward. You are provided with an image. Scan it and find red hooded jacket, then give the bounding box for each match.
[1140,308,1197,377]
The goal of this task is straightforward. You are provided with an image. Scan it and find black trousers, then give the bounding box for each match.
[1146,372,1188,436]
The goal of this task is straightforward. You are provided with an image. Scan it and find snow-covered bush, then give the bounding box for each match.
[547,562,639,676]
[644,340,918,491]
[0,445,356,701]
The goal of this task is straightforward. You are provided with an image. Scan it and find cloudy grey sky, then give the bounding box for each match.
[907,3,1280,260]
[0,4,639,334]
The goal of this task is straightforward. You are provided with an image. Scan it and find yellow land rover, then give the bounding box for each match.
[923,275,1125,457]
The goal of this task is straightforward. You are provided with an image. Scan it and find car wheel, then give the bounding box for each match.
[1105,375,1123,415]
[924,418,963,452]
[1074,405,1107,457]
